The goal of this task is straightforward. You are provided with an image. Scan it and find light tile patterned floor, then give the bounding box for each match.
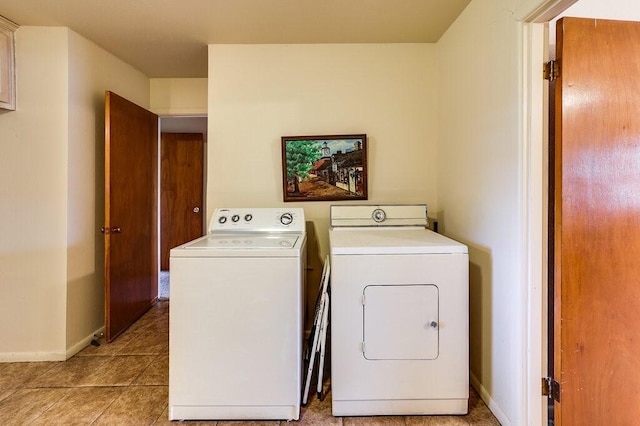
[0,301,500,425]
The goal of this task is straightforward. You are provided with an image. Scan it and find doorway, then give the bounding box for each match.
[158,116,207,299]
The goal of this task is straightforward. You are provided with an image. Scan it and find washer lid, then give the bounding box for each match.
[170,233,305,257]
[185,234,300,249]
[329,228,467,255]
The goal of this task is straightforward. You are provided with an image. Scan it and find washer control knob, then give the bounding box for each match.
[372,208,386,223]
[280,212,294,226]
[244,214,253,222]
[218,216,227,224]
[231,214,240,222]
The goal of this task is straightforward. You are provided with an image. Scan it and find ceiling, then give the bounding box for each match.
[0,0,470,78]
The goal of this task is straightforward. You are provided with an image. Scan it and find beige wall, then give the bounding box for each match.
[150,78,207,116]
[437,1,525,424]
[207,43,438,321]
[0,26,149,361]
[66,30,149,356]
[0,27,70,360]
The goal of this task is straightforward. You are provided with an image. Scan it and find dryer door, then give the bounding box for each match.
[362,284,439,360]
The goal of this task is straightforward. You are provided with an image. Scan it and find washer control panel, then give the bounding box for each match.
[210,208,306,233]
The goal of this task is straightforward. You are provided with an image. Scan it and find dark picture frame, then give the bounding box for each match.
[0,17,17,111]
[282,134,367,202]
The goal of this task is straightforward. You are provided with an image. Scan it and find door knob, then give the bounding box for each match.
[193,207,200,213]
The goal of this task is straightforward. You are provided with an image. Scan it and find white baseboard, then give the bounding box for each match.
[0,350,66,362]
[470,371,510,426]
[0,325,106,362]
[66,325,105,359]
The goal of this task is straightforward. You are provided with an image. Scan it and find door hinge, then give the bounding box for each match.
[542,377,560,402]
[543,60,559,82]
[100,226,122,235]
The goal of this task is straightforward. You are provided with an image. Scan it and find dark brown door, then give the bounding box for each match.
[160,132,204,270]
[553,17,640,425]
[104,91,158,342]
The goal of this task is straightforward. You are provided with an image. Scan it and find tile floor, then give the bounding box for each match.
[0,301,500,425]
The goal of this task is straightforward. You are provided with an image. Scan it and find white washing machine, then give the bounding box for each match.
[329,204,468,416]
[169,207,306,421]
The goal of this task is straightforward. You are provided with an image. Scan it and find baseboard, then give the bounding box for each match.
[470,371,510,426]
[0,350,66,362]
[66,325,105,359]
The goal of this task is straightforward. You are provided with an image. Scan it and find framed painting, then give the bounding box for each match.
[282,134,367,202]
[0,17,17,111]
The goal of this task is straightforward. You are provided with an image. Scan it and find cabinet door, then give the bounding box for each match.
[363,284,438,360]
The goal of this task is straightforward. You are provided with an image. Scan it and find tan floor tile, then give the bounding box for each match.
[217,421,280,426]
[0,361,57,389]
[80,355,155,386]
[24,356,110,388]
[466,388,500,426]
[124,317,156,336]
[0,388,68,425]
[154,404,217,425]
[116,330,168,355]
[93,385,168,425]
[406,415,470,425]
[465,409,500,426]
[343,416,406,426]
[30,386,122,425]
[300,387,340,425]
[0,389,15,403]
[132,354,168,385]
[299,407,342,425]
[126,305,169,335]
[152,405,172,425]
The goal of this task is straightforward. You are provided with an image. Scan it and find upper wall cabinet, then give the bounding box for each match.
[0,16,18,111]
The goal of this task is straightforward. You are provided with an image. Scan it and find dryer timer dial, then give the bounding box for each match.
[372,208,387,223]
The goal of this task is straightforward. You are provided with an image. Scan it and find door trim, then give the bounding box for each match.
[520,1,578,425]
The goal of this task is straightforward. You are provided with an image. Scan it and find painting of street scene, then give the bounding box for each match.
[282,134,367,202]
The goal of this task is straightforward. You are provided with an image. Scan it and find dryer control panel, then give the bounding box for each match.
[330,204,428,228]
[209,208,306,233]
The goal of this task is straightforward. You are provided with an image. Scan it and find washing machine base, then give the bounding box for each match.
[169,405,299,421]
[332,398,468,417]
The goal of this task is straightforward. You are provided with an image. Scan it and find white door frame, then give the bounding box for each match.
[517,1,578,425]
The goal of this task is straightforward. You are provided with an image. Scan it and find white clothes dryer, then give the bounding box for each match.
[169,208,306,421]
[329,204,468,416]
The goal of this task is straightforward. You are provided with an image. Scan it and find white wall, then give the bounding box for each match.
[208,43,438,320]
[0,26,149,361]
[437,2,524,424]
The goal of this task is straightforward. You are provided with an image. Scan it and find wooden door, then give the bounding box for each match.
[553,17,640,425]
[104,91,158,342]
[160,133,204,270]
